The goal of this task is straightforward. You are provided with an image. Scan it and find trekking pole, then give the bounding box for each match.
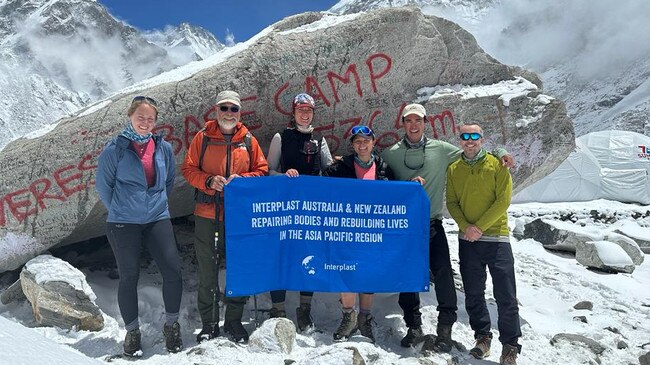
[211,194,221,328]
[253,294,260,327]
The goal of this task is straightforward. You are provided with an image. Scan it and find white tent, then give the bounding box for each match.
[513,139,601,203]
[514,130,650,204]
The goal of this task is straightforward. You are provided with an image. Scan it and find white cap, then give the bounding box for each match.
[402,103,426,118]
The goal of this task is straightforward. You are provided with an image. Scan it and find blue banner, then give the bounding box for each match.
[224,175,430,297]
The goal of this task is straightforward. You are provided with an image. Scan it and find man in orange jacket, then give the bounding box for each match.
[182,90,268,343]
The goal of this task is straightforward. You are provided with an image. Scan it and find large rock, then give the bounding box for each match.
[523,219,602,252]
[550,333,606,356]
[299,345,366,365]
[248,317,296,354]
[603,231,644,265]
[613,221,650,254]
[575,240,635,274]
[0,7,574,272]
[20,255,104,331]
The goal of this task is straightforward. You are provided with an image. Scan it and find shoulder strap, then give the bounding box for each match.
[244,132,252,164]
[198,129,210,171]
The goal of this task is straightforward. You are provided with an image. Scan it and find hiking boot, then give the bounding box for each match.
[333,310,358,341]
[469,334,492,359]
[163,321,183,353]
[296,303,314,332]
[196,323,219,343]
[432,324,453,353]
[357,312,375,342]
[400,326,423,347]
[269,307,287,318]
[123,329,142,357]
[224,320,249,343]
[500,344,519,365]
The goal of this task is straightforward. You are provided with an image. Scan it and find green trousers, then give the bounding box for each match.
[194,215,248,325]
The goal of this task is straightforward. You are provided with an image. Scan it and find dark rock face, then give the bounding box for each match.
[0,7,574,272]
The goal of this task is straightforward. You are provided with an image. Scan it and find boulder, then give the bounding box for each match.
[248,318,296,354]
[603,232,644,265]
[550,333,606,355]
[640,351,650,365]
[0,7,574,272]
[613,221,650,254]
[20,255,103,331]
[0,279,26,304]
[575,240,635,273]
[299,345,365,365]
[573,301,593,311]
[523,219,602,252]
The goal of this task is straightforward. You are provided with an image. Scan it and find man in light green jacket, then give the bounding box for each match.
[446,123,521,365]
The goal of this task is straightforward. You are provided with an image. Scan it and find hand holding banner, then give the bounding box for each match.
[224,175,430,296]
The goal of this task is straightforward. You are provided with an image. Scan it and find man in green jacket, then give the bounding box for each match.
[446,123,521,365]
[381,103,514,351]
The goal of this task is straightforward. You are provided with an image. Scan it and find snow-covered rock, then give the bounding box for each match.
[248,317,296,354]
[603,232,644,265]
[299,345,366,365]
[522,219,602,252]
[575,240,635,274]
[20,255,103,331]
[550,333,607,356]
[613,221,650,254]
[0,7,574,273]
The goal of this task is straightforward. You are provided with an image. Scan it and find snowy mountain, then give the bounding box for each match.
[0,0,223,150]
[142,22,225,66]
[330,0,650,137]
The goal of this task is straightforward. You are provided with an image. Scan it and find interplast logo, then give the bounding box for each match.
[301,255,358,275]
[639,145,650,159]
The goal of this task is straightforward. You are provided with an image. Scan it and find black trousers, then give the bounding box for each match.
[399,219,458,328]
[106,219,183,327]
[459,238,521,346]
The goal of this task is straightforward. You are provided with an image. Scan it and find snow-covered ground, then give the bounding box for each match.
[1,200,649,365]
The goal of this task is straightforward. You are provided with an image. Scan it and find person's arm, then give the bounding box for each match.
[442,140,463,166]
[240,136,269,177]
[490,147,515,168]
[474,163,512,231]
[95,142,117,209]
[319,137,333,171]
[266,133,283,176]
[445,165,471,232]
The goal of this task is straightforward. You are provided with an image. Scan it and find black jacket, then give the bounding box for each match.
[323,154,394,180]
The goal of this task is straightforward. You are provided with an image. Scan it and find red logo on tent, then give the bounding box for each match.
[639,145,650,158]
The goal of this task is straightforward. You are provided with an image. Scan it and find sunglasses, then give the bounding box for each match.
[219,105,240,113]
[460,132,482,141]
[132,96,157,106]
[404,144,426,170]
[351,125,374,137]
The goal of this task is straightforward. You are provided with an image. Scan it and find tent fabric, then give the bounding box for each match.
[513,139,601,203]
[513,130,650,204]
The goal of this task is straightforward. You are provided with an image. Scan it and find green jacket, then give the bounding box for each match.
[381,139,460,219]
[445,153,512,236]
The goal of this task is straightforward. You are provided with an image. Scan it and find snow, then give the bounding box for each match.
[589,241,634,267]
[279,13,361,34]
[615,221,650,241]
[0,200,649,365]
[24,255,98,302]
[427,77,539,104]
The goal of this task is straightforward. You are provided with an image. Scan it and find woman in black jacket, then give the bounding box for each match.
[323,125,394,343]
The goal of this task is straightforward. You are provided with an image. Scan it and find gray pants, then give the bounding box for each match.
[194,215,247,325]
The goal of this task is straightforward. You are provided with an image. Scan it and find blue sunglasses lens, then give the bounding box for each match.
[351,125,373,136]
[460,133,481,141]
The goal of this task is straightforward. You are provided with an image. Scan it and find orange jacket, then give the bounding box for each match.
[182,120,268,220]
